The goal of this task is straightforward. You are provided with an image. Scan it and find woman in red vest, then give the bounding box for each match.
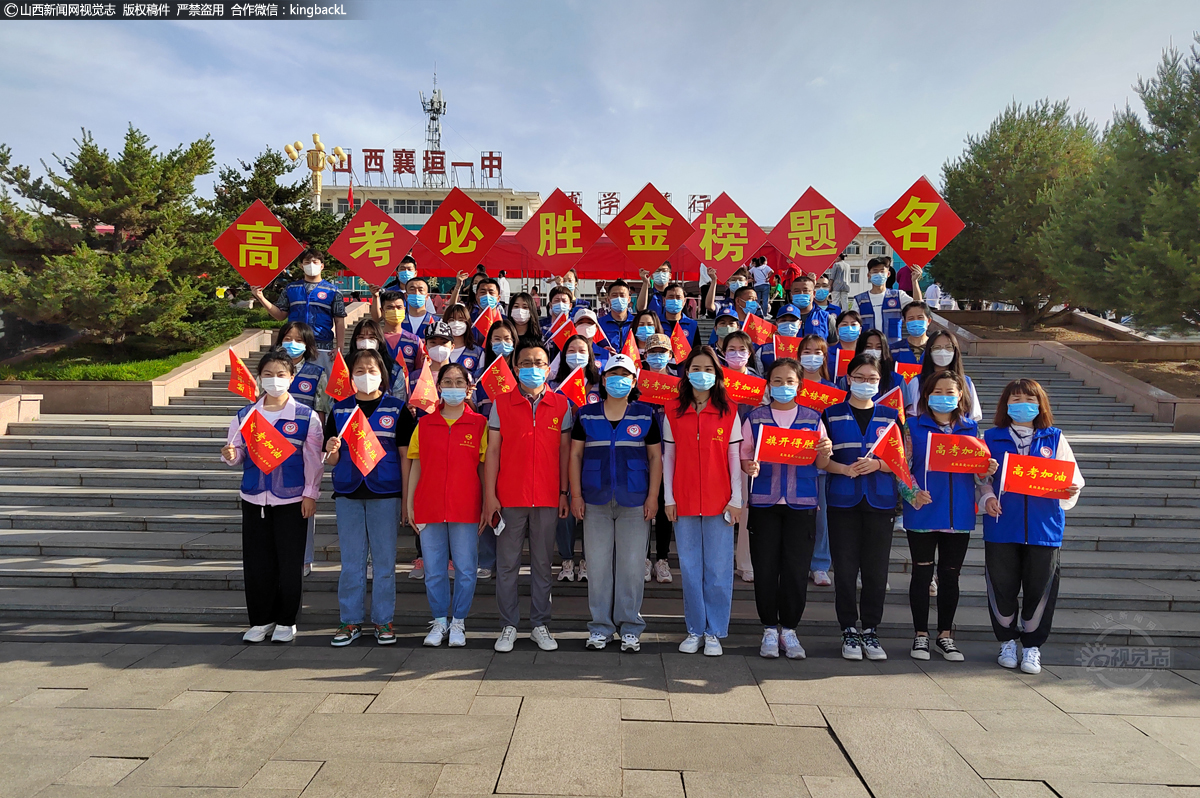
[663,345,744,657]
[406,362,488,648]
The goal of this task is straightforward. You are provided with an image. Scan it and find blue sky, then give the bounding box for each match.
[0,1,1195,225]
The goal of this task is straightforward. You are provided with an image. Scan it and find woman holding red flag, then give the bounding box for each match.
[798,333,837,589]
[719,328,761,584]
[551,333,601,582]
[906,330,983,423]
[221,350,323,645]
[473,319,520,418]
[442,303,485,374]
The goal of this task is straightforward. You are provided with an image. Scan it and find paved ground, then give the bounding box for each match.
[2,624,1200,797]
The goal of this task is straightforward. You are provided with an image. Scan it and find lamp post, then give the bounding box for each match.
[284,134,347,210]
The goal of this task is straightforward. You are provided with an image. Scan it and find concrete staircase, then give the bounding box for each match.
[0,352,1196,646]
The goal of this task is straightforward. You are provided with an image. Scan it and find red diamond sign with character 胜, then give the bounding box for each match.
[684,192,767,283]
[602,184,692,276]
[213,199,304,288]
[416,187,507,275]
[766,188,861,278]
[327,201,417,287]
[873,177,965,267]
[515,188,605,277]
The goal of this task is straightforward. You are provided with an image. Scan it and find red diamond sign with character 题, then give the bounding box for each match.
[766,188,861,278]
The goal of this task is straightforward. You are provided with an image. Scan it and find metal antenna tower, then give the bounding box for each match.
[419,71,448,188]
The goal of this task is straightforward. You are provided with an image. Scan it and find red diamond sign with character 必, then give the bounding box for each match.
[416,187,507,275]
[327,201,417,287]
[213,199,304,288]
[873,177,965,267]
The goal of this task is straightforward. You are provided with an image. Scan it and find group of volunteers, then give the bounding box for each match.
[222,247,1083,674]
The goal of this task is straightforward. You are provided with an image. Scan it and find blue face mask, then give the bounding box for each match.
[687,371,717,391]
[815,288,830,302]
[479,294,498,309]
[870,272,887,287]
[727,280,745,291]
[800,354,825,372]
[742,300,759,314]
[407,293,425,309]
[850,381,878,399]
[838,324,861,343]
[518,367,546,389]
[397,269,416,284]
[565,352,589,369]
[646,352,670,370]
[770,385,798,403]
[791,293,812,308]
[1007,402,1040,423]
[551,302,570,316]
[777,321,800,338]
[605,375,634,398]
[664,298,684,315]
[610,297,629,313]
[491,340,514,356]
[906,319,928,337]
[281,341,306,358]
[928,395,959,414]
[440,387,467,406]
[636,325,655,341]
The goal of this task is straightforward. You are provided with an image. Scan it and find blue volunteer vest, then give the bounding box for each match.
[285,280,338,342]
[854,289,905,343]
[891,339,924,366]
[824,401,900,510]
[903,413,980,531]
[236,403,312,500]
[452,344,483,375]
[578,401,655,507]
[982,426,1067,547]
[745,404,820,509]
[330,395,405,495]
[287,361,325,410]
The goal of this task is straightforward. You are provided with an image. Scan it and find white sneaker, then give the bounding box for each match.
[530,625,558,651]
[1020,646,1042,674]
[494,625,518,653]
[476,567,493,580]
[759,627,780,658]
[557,559,575,582]
[861,628,887,661]
[271,624,296,643]
[302,563,312,577]
[811,570,831,587]
[703,635,723,657]
[578,560,587,581]
[678,633,702,654]
[424,618,448,647]
[585,632,608,650]
[448,618,466,647]
[998,639,1019,669]
[929,574,938,597]
[243,623,275,643]
[654,559,672,583]
[739,569,754,583]
[780,628,806,660]
[841,628,863,661]
[644,559,652,582]
[620,634,641,652]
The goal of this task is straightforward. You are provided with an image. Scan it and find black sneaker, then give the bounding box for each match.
[910,635,931,660]
[935,636,965,662]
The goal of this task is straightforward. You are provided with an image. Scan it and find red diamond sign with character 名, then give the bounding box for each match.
[873,176,965,267]
[327,201,418,287]
[766,188,861,278]
[683,192,767,283]
[416,187,507,274]
[602,184,692,276]
[515,189,605,277]
[213,200,304,288]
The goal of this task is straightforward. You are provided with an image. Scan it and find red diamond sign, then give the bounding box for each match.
[415,187,507,274]
[873,176,965,267]
[327,200,417,287]
[683,192,768,283]
[212,199,304,288]
[514,188,605,276]
[602,183,692,276]
[766,188,861,278]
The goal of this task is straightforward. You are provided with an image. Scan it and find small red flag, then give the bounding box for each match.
[325,349,355,401]
[227,350,257,403]
[590,320,611,349]
[620,330,640,361]
[998,453,1074,500]
[878,385,907,426]
[895,361,922,382]
[346,179,354,212]
[479,356,516,400]
[866,421,915,490]
[670,321,690,363]
[241,408,297,475]
[835,348,854,379]
[340,406,384,477]
[473,306,502,340]
[724,371,768,406]
[742,314,776,347]
[389,335,410,384]
[548,311,571,339]
[753,425,820,467]
[796,379,847,413]
[408,359,438,414]
[636,370,680,405]
[551,319,579,352]
[925,432,991,475]
[774,334,801,361]
[557,365,590,408]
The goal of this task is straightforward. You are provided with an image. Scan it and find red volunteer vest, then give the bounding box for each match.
[495,388,568,508]
[666,397,738,517]
[413,408,487,524]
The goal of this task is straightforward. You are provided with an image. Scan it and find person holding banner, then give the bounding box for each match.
[708,287,760,347]
[828,310,863,379]
[551,333,602,582]
[222,350,323,644]
[904,371,998,662]
[851,257,921,345]
[474,319,520,419]
[837,330,900,400]
[720,330,761,381]
[540,285,576,338]
[908,331,982,422]
[660,282,699,348]
[442,303,485,374]
[797,334,837,588]
[891,301,931,366]
[250,248,347,371]
[642,333,677,583]
[507,292,544,351]
[405,362,487,648]
[323,349,405,647]
[469,278,506,344]
[663,346,744,657]
[739,357,835,659]
[980,379,1083,675]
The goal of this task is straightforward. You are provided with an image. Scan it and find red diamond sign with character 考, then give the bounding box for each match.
[602,184,692,276]
[515,188,605,277]
[327,201,418,287]
[416,187,507,275]
[684,192,767,283]
[766,188,861,278]
[873,177,965,267]
[213,199,304,288]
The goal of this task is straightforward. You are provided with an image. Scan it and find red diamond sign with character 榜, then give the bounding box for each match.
[515,188,605,277]
[873,177,965,268]
[416,187,507,275]
[213,199,304,288]
[684,192,767,283]
[328,201,418,287]
[767,188,861,278]
[602,183,692,276]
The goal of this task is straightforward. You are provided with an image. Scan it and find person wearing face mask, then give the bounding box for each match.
[719,329,759,584]
[786,275,830,339]
[828,310,863,380]
[415,321,456,396]
[663,346,744,657]
[484,342,573,654]
[636,261,675,320]
[380,253,420,295]
[599,280,637,345]
[851,257,922,345]
[631,311,663,357]
[474,319,520,420]
[979,379,1083,675]
[251,249,347,371]
[469,278,506,345]
[814,273,843,327]
[892,301,932,367]
[569,355,662,652]
[754,303,805,373]
[323,349,405,648]
[406,363,488,648]
[707,289,759,348]
[399,277,437,338]
[570,308,611,370]
[836,331,898,400]
[507,292,544,350]
[351,318,410,402]
[707,304,741,348]
[795,334,836,588]
[373,294,426,395]
[659,282,698,347]
[441,303,484,375]
[540,286,576,339]
[551,334,602,582]
[640,334,677,583]
[739,358,836,659]
[222,350,323,644]
[908,330,983,423]
[706,266,751,316]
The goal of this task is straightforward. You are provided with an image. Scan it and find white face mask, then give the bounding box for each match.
[576,323,596,339]
[353,373,382,394]
[864,349,882,359]
[356,339,378,350]
[260,376,291,397]
[427,344,452,363]
[448,321,468,337]
[510,308,531,323]
[302,262,321,277]
[931,349,955,367]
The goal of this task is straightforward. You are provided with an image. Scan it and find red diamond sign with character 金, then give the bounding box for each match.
[873,177,965,267]
[766,188,861,278]
[328,201,417,287]
[602,183,692,275]
[416,187,507,274]
[515,188,605,276]
[213,200,304,288]
[684,192,767,283]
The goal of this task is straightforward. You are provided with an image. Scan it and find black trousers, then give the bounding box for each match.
[984,541,1061,648]
[748,504,816,628]
[241,500,307,627]
[907,531,971,634]
[648,483,673,562]
[827,505,894,631]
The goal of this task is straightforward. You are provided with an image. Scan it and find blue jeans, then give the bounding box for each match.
[557,513,584,562]
[335,496,398,626]
[811,474,832,572]
[755,284,771,312]
[583,500,649,638]
[421,522,479,621]
[674,514,735,638]
[478,526,497,571]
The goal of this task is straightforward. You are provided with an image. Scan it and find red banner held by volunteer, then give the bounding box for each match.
[926,432,991,475]
[620,330,640,361]
[637,370,680,405]
[557,365,590,408]
[878,385,907,425]
[241,408,297,476]
[227,350,257,403]
[341,406,384,477]
[670,322,690,363]
[725,371,767,406]
[866,421,915,490]
[478,355,516,400]
[325,349,355,401]
[409,359,439,414]
[754,425,821,467]
[774,334,801,361]
[998,453,1075,500]
[835,348,854,379]
[551,318,578,352]
[796,379,846,413]
[895,361,922,382]
[742,314,776,347]
[473,305,502,341]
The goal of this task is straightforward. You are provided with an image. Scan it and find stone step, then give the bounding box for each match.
[0,467,332,490]
[0,485,334,510]
[154,405,250,416]
[6,418,226,439]
[0,436,233,453]
[171,395,252,406]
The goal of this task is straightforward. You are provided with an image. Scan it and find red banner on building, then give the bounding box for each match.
[213,200,304,288]
[753,426,820,467]
[998,453,1074,500]
[241,408,297,476]
[637,371,680,405]
[227,350,257,403]
[866,421,916,489]
[725,371,767,406]
[766,188,861,278]
[796,379,846,413]
[327,201,417,287]
[925,432,991,475]
[873,177,965,268]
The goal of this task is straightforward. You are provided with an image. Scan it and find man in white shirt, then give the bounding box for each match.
[749,257,773,312]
